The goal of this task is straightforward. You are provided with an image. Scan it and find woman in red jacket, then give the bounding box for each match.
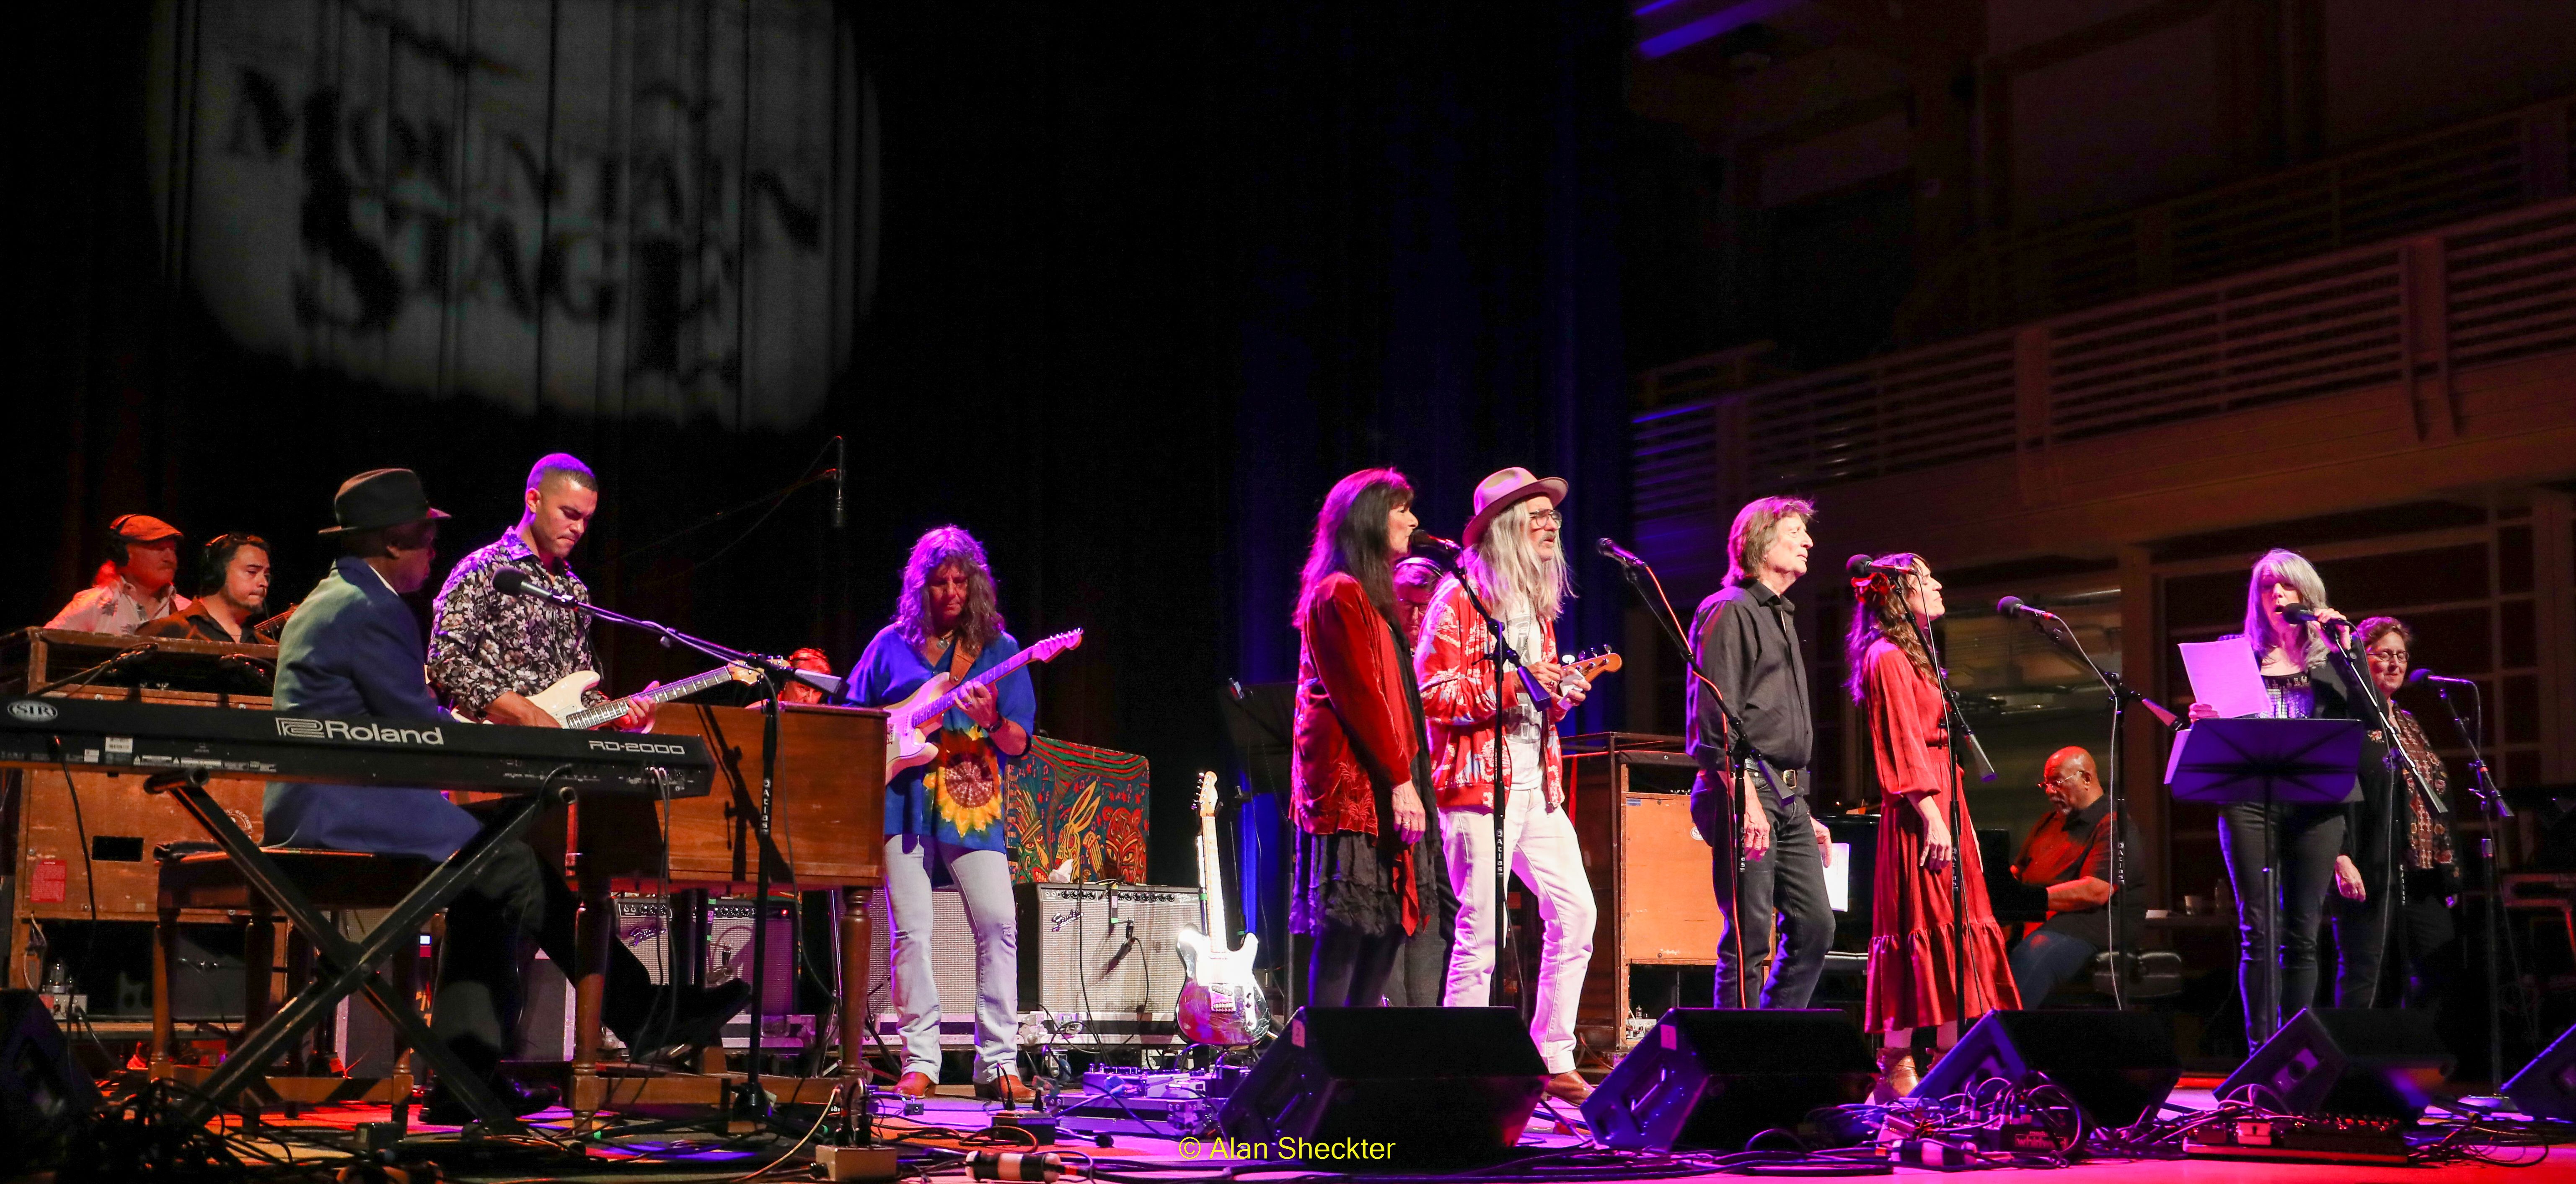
[1849,554,2017,1097]
[1291,468,1442,1007]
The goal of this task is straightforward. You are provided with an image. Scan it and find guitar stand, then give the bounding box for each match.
[144,767,571,1133]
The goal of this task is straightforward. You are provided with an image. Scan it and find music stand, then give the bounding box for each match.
[2165,718,2364,1044]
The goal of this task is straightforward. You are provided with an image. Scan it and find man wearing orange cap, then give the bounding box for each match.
[47,514,191,634]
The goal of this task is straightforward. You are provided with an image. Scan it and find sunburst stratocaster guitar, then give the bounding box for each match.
[882,628,1084,784]
[1174,771,1270,1047]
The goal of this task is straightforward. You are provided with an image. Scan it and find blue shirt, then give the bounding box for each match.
[843,625,1036,851]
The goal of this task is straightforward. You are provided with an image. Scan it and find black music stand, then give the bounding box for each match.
[2166,718,2363,1044]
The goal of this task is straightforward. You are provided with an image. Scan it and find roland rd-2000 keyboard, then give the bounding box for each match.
[0,694,712,797]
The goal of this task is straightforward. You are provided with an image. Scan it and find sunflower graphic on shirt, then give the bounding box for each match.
[928,724,1007,840]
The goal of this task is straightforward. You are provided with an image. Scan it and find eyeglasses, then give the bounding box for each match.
[1528,510,1563,527]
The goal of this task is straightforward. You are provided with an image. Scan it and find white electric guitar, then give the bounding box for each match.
[1174,771,1270,1047]
[458,663,761,728]
[881,628,1084,783]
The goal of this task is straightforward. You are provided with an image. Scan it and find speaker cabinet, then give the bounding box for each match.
[0,990,97,1171]
[2504,1021,2576,1121]
[1016,882,1194,1043]
[616,896,795,1013]
[1912,1010,2180,1127]
[2218,1008,2454,1122]
[1219,1007,1546,1167]
[1567,738,1720,1054]
[1581,1008,1873,1152]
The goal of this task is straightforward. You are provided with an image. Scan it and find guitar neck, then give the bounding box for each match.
[1197,810,1226,938]
[922,648,1041,720]
[564,665,737,730]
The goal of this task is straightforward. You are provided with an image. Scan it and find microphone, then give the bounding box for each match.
[1410,531,1463,564]
[491,567,577,606]
[1846,554,1913,580]
[1995,596,2058,624]
[829,437,846,531]
[1596,538,1646,568]
[2407,668,2477,689]
[2279,601,2354,635]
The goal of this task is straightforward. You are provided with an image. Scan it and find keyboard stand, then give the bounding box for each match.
[146,768,569,1132]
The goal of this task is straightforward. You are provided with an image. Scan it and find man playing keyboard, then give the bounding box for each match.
[267,468,741,1124]
[2005,747,2143,1006]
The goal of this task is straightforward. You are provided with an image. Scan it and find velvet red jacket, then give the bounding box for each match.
[1291,573,1420,837]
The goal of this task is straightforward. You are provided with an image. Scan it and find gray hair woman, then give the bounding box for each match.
[2186,548,2372,1049]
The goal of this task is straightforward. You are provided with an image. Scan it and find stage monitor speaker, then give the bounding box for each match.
[0,990,99,1171]
[2218,1008,2453,1122]
[2501,1021,2576,1120]
[1581,1008,1873,1152]
[1218,1007,1545,1167]
[1911,1010,2179,1127]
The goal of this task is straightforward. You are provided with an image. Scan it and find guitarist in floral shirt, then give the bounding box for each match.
[842,526,1036,1103]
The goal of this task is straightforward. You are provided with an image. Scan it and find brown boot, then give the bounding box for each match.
[1543,1071,1594,1104]
[894,1071,936,1098]
[1872,1047,1917,1103]
[978,1073,1036,1105]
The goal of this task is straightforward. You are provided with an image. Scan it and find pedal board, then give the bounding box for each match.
[1053,1066,1232,1137]
[2182,1116,2408,1165]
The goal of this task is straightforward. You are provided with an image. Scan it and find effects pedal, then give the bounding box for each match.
[812,1144,901,1183]
[2183,1114,2408,1165]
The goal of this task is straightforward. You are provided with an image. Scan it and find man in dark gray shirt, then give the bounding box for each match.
[1687,495,1835,1009]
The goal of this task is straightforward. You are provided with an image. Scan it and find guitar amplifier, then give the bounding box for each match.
[615,895,796,1015]
[1018,882,1193,1044]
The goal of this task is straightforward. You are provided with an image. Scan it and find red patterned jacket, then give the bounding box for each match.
[1415,577,1568,812]
[1291,573,1420,837]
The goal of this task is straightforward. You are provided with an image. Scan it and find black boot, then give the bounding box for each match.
[626,979,754,1065]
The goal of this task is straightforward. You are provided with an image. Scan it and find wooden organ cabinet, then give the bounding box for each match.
[1565,733,1724,1064]
[0,629,281,1029]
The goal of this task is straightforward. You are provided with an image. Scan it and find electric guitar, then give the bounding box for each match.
[1174,771,1270,1047]
[457,663,762,728]
[882,628,1084,782]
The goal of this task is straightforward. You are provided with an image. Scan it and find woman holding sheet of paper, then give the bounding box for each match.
[2183,548,2373,1049]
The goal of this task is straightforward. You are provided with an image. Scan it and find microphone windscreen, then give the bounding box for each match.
[1845,554,1875,580]
[1996,596,2025,615]
[2405,667,2433,687]
[493,567,529,597]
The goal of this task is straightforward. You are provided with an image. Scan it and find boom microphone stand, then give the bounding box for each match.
[1893,575,1995,1028]
[2422,674,2523,1091]
[1997,598,2178,1011]
[488,573,843,1127]
[1451,570,1541,1010]
[1601,548,1785,1010]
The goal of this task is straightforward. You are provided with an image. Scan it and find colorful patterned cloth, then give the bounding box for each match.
[428,529,607,718]
[1006,738,1150,884]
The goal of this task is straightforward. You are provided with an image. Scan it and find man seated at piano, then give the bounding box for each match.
[140,533,272,644]
[2005,747,2143,1006]
[266,468,745,1123]
[47,514,189,634]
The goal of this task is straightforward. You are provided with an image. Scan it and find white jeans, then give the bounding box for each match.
[882,834,1019,1081]
[1440,786,1597,1074]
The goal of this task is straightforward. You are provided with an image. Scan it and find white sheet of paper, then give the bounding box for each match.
[1824,844,1852,912]
[2178,639,2271,719]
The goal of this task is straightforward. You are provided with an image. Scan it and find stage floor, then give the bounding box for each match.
[163,1080,2574,1183]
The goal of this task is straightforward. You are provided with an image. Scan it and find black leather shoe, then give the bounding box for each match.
[629,979,753,1060]
[420,1076,561,1125]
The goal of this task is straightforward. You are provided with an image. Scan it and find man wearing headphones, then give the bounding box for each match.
[140,534,273,643]
[47,514,191,634]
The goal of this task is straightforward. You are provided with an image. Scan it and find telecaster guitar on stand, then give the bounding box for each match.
[1175,771,1270,1047]
[457,663,761,728]
[882,628,1085,783]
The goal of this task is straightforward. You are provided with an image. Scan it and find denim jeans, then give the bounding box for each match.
[1691,773,1833,1010]
[2007,928,2100,1008]
[882,834,1019,1082]
[1439,785,1598,1074]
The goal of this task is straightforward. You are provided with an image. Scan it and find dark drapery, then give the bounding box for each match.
[7,2,1629,888]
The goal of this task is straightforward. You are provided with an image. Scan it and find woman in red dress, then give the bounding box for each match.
[1849,553,2019,1097]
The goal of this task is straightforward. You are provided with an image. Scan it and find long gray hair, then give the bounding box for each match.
[893,526,1005,653]
[2243,548,2330,668]
[1464,499,1570,622]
